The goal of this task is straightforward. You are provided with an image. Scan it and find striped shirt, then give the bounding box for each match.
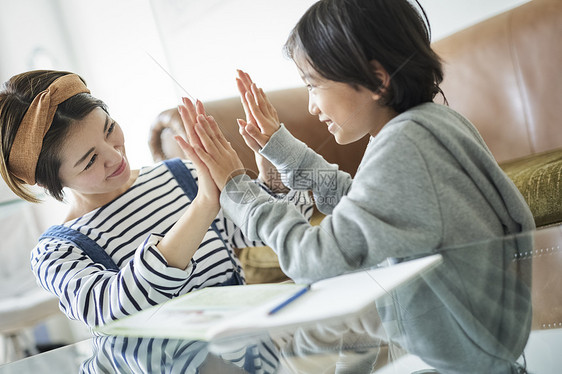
[31,160,313,328]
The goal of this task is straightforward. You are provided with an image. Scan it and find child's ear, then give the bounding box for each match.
[370,60,391,101]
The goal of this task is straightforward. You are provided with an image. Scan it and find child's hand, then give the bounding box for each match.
[236,70,287,192]
[236,70,281,149]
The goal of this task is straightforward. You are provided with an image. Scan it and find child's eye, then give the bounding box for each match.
[84,154,97,170]
[306,84,313,91]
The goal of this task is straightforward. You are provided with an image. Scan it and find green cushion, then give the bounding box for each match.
[236,246,290,284]
[500,148,562,227]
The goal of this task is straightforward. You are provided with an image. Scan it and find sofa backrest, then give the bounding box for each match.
[432,0,562,163]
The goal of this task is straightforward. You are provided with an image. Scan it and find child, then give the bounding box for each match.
[0,70,311,329]
[182,0,534,372]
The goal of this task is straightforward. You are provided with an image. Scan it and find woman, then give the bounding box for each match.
[0,70,311,329]
[181,0,534,372]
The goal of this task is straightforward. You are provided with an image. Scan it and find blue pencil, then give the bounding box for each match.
[268,285,311,315]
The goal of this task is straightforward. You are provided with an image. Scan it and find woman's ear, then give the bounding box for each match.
[370,60,391,101]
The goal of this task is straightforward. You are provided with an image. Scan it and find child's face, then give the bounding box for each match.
[296,56,393,145]
[58,107,131,197]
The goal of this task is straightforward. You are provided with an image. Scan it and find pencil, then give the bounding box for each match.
[268,285,311,315]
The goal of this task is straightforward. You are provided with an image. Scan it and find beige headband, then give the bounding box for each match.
[8,74,90,185]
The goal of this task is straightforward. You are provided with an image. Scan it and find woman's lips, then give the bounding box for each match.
[109,158,126,178]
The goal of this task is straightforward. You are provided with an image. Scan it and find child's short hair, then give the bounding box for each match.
[284,0,445,113]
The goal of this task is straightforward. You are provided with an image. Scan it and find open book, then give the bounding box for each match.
[96,254,442,341]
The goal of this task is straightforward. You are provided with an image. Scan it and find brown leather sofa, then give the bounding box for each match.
[433,0,562,229]
[148,0,561,331]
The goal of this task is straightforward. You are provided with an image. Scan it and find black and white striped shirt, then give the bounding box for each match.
[31,160,312,328]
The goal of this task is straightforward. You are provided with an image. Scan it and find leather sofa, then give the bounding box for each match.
[148,0,561,333]
[432,0,562,229]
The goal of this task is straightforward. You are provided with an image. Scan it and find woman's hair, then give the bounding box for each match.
[284,0,445,113]
[0,70,107,202]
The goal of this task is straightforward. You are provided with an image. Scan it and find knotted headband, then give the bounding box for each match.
[8,74,90,185]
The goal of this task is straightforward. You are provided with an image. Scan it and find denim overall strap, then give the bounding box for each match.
[163,158,244,285]
[39,225,119,271]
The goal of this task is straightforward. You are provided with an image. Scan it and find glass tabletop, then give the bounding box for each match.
[1,226,560,373]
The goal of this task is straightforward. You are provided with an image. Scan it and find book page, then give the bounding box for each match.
[98,283,304,340]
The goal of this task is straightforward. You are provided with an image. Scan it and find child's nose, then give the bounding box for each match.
[308,96,319,116]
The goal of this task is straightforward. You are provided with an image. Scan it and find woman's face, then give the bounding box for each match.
[296,55,394,144]
[58,107,131,197]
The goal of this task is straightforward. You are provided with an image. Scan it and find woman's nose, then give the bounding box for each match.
[104,145,122,167]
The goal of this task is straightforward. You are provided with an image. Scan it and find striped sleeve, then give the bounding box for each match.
[31,234,195,328]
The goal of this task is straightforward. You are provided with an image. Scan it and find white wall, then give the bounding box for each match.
[56,0,177,170]
[148,0,318,102]
[0,1,77,79]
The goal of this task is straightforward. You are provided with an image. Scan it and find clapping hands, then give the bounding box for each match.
[175,70,285,194]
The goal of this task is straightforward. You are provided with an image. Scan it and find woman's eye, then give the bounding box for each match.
[84,154,97,170]
[306,84,313,91]
[107,122,116,136]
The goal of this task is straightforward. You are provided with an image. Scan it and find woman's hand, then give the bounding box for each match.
[178,97,206,151]
[236,70,287,192]
[176,101,220,210]
[179,102,245,190]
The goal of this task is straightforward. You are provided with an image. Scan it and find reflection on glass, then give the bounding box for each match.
[275,230,541,374]
[80,334,280,373]
[376,232,533,373]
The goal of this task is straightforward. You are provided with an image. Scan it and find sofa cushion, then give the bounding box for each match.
[235,246,290,284]
[500,148,562,228]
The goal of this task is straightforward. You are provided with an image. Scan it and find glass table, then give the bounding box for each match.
[1,226,560,373]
